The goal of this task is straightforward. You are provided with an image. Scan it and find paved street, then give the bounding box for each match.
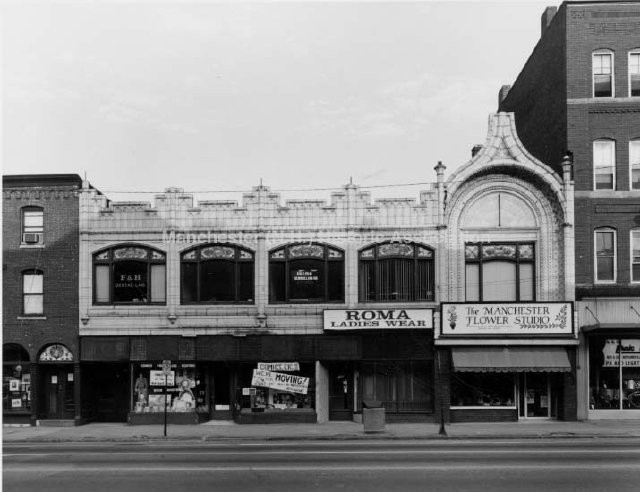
[4,438,640,492]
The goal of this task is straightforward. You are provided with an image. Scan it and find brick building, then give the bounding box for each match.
[3,174,83,425]
[499,1,640,419]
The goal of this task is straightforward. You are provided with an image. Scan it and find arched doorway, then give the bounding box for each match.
[3,344,31,423]
[38,344,75,420]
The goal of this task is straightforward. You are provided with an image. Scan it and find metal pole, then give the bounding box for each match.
[164,374,168,437]
[437,350,447,436]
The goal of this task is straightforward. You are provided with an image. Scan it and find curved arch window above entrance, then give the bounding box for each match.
[39,344,73,362]
[359,242,434,302]
[461,192,536,228]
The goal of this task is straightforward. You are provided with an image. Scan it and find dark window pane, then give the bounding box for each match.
[359,261,375,301]
[594,74,612,97]
[113,260,148,302]
[327,261,344,301]
[238,262,254,302]
[269,262,286,302]
[181,262,198,303]
[415,259,433,301]
[597,257,614,281]
[595,172,614,190]
[378,258,413,301]
[289,259,324,301]
[200,260,235,302]
[631,74,640,97]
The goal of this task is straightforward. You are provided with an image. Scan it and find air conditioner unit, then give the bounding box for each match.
[23,233,42,244]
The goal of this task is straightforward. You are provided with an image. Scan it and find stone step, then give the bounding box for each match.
[37,420,76,427]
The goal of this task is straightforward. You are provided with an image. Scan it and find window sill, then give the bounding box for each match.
[19,243,45,249]
[17,316,46,320]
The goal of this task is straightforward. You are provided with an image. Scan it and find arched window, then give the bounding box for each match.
[93,245,166,304]
[593,50,614,97]
[21,206,43,245]
[465,243,535,302]
[594,228,616,283]
[629,50,640,97]
[631,229,640,283]
[359,242,434,302]
[269,243,344,303]
[593,139,616,190]
[630,139,640,190]
[181,244,254,303]
[22,269,43,315]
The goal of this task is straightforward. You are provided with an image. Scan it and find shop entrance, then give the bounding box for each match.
[82,363,129,422]
[518,372,557,419]
[39,365,74,420]
[328,363,353,421]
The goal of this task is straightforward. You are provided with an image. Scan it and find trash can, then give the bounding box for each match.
[362,400,385,433]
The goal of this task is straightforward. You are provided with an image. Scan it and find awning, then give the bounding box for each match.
[451,347,571,373]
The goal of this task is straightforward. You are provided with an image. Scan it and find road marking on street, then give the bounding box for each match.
[5,448,640,457]
[4,463,640,473]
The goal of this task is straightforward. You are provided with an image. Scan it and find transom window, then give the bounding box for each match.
[594,229,616,283]
[593,51,613,97]
[465,243,535,302]
[629,51,640,97]
[21,207,43,245]
[631,230,640,283]
[93,245,166,304]
[630,139,640,190]
[359,242,434,302]
[181,244,254,303]
[593,139,616,190]
[22,269,43,315]
[269,243,344,303]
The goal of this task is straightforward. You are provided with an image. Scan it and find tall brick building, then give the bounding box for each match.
[3,174,83,425]
[499,1,640,419]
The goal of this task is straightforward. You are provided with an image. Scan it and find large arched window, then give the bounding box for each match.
[465,243,535,302]
[359,242,434,302]
[93,245,166,304]
[181,244,254,303]
[269,243,344,303]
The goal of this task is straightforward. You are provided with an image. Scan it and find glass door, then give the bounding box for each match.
[518,373,551,418]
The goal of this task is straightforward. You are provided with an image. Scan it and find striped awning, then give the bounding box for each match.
[451,347,571,372]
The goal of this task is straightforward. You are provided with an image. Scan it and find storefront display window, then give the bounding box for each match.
[589,337,640,410]
[360,361,432,413]
[131,362,208,414]
[450,372,516,407]
[239,362,315,412]
[2,344,31,413]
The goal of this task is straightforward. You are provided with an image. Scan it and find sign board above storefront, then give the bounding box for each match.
[257,362,300,372]
[440,302,574,337]
[251,369,309,394]
[603,339,640,367]
[324,309,433,330]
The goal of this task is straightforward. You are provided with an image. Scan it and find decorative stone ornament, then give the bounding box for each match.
[39,344,73,362]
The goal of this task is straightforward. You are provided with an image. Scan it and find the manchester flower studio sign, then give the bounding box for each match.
[323,309,433,330]
[441,302,574,336]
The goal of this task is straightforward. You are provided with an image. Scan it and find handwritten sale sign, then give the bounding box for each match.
[251,369,309,394]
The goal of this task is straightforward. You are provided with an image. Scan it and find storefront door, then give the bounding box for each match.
[329,364,353,421]
[519,373,551,418]
[40,365,74,420]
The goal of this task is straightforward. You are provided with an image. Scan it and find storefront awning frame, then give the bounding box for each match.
[451,347,572,373]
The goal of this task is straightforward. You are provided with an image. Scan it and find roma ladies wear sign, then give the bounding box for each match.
[441,302,573,336]
[324,309,433,330]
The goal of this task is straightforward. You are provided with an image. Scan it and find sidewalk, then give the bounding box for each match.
[4,419,640,443]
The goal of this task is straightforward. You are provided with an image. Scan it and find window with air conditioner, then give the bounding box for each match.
[21,207,43,245]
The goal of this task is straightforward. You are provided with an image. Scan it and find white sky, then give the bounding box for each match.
[2,0,552,203]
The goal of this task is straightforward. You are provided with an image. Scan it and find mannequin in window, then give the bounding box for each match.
[134,374,149,404]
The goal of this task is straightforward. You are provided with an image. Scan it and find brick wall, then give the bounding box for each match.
[498,4,567,173]
[2,181,81,361]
